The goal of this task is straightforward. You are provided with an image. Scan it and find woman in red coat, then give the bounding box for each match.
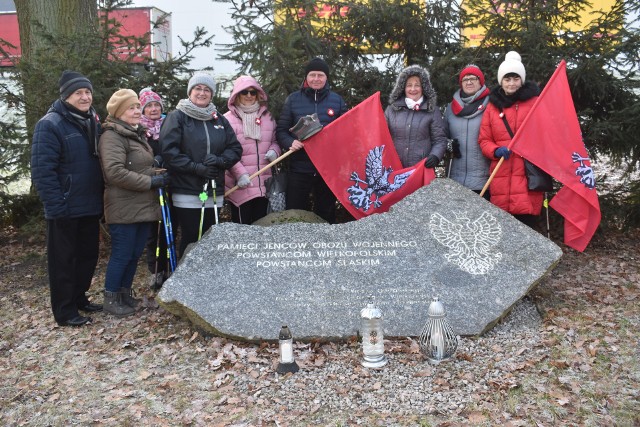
[478,51,543,228]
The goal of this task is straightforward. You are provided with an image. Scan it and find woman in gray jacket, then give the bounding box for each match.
[443,64,491,198]
[385,65,448,169]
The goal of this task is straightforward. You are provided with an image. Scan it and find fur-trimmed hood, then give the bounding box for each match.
[388,64,437,112]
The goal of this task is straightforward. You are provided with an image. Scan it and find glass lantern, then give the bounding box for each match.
[276,325,299,374]
[360,296,388,368]
[418,297,458,364]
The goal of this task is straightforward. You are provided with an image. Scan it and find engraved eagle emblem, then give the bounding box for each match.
[429,212,502,275]
[347,145,414,212]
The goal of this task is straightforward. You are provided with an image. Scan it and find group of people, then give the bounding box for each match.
[31,52,544,327]
[388,51,544,228]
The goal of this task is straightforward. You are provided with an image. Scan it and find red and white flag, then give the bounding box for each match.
[509,60,601,252]
[304,92,435,220]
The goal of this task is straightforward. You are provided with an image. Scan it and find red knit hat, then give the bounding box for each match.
[459,64,485,86]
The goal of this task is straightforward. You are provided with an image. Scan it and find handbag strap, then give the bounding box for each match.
[499,109,515,139]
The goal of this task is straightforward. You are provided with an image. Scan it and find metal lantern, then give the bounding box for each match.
[360,296,388,368]
[419,297,458,364]
[276,325,299,374]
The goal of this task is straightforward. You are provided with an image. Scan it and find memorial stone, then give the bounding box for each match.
[158,179,562,340]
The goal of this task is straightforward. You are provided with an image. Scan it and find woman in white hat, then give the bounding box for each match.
[478,51,544,228]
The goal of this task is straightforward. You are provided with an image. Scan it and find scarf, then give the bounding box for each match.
[405,96,424,111]
[450,86,490,117]
[140,115,164,140]
[64,102,99,156]
[176,98,218,121]
[236,102,261,140]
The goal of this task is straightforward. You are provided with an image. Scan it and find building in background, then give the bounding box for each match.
[461,0,619,47]
[0,1,171,67]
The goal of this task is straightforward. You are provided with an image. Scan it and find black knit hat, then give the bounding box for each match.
[304,57,330,76]
[58,70,93,100]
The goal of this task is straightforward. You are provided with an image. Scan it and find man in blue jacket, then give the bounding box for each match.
[31,70,104,327]
[276,57,348,223]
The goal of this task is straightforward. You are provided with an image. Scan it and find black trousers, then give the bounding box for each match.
[230,197,269,224]
[174,207,215,258]
[286,172,336,224]
[46,216,100,323]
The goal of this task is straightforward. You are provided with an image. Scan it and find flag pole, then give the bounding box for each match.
[224,149,295,197]
[479,157,505,198]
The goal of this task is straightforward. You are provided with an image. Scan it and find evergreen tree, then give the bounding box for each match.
[0,0,214,224]
[462,0,640,225]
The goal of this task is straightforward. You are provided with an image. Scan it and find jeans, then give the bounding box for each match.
[105,223,151,292]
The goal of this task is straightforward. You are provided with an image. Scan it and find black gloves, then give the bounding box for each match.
[153,155,163,167]
[191,162,218,180]
[150,172,171,189]
[424,154,440,168]
[494,147,511,160]
[451,139,462,159]
[203,153,225,169]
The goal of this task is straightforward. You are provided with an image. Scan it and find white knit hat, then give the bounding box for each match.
[497,51,526,83]
[187,72,216,96]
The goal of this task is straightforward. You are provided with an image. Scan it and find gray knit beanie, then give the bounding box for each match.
[187,72,216,96]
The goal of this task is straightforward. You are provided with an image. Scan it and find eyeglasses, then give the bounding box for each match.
[461,76,479,83]
[192,86,212,94]
[239,89,258,96]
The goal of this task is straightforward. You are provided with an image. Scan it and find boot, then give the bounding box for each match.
[120,287,141,308]
[103,291,135,317]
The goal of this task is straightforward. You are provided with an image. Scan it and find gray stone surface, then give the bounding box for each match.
[158,179,562,340]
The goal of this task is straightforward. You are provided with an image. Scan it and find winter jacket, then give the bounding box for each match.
[98,117,160,224]
[224,76,280,207]
[276,81,348,174]
[443,86,491,190]
[160,109,242,196]
[31,99,104,220]
[385,65,447,168]
[478,82,544,215]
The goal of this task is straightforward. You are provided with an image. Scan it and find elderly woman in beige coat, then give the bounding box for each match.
[99,89,169,317]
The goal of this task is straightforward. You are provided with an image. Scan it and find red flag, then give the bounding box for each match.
[304,92,435,220]
[509,60,600,252]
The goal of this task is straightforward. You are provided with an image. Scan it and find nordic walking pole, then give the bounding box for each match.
[212,179,219,225]
[479,157,505,198]
[225,149,295,197]
[544,192,550,239]
[159,188,176,272]
[153,220,161,283]
[198,181,209,241]
[161,187,177,271]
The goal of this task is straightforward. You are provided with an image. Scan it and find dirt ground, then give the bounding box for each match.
[0,223,639,426]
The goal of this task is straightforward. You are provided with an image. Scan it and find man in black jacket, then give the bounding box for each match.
[31,70,104,327]
[276,57,348,223]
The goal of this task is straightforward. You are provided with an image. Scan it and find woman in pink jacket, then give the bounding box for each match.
[479,51,543,229]
[224,76,280,224]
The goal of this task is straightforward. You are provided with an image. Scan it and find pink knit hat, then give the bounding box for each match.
[139,87,163,113]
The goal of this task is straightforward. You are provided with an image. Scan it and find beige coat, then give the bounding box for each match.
[99,117,160,224]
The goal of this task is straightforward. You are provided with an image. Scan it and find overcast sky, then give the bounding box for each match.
[131,0,238,75]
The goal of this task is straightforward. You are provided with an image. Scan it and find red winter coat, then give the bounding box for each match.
[478,83,543,216]
[224,76,280,207]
